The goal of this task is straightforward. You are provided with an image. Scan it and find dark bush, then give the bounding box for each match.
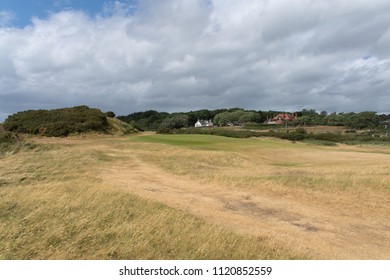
[295,128,307,134]
[0,131,18,143]
[105,111,116,118]
[3,105,108,137]
[279,132,306,141]
[312,133,343,142]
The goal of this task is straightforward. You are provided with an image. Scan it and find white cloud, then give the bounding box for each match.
[1,0,390,120]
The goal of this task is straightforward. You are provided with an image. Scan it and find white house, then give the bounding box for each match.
[195,119,214,128]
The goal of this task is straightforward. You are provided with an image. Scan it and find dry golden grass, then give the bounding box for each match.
[1,134,389,259]
[117,134,390,259]
[0,136,299,260]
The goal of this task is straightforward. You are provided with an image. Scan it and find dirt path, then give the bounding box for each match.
[34,136,390,259]
[101,150,389,260]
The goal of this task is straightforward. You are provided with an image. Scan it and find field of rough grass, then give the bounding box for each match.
[1,133,389,259]
[0,135,300,259]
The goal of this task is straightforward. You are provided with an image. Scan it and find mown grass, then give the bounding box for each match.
[0,139,300,260]
[129,133,289,151]
[130,134,240,150]
[167,126,390,145]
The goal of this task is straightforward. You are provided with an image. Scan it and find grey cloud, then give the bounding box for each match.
[1,0,390,122]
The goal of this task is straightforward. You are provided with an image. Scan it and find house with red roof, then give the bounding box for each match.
[265,113,298,125]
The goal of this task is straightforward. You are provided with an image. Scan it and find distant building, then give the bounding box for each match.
[195,119,214,128]
[227,121,242,127]
[265,113,297,125]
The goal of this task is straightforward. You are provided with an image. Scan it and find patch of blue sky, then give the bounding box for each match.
[362,54,373,60]
[0,0,137,27]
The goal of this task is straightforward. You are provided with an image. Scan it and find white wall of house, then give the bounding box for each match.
[195,119,214,128]
[195,120,202,127]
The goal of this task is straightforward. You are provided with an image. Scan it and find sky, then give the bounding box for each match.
[0,0,389,121]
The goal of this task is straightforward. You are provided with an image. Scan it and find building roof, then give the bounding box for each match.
[195,119,213,127]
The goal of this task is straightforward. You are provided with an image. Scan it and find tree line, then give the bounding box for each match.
[117,108,289,130]
[118,108,390,131]
[2,106,388,137]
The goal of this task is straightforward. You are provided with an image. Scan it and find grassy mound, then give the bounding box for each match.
[3,106,138,137]
[3,105,108,137]
[106,117,138,135]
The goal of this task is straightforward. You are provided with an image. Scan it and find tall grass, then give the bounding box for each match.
[0,139,300,260]
[2,134,388,259]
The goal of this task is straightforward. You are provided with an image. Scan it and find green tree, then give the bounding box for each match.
[345,111,380,129]
[238,111,261,123]
[159,114,189,129]
[213,112,230,125]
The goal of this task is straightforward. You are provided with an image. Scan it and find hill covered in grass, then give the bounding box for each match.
[2,106,137,137]
[106,117,138,135]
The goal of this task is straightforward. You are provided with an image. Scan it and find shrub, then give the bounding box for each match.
[105,111,116,118]
[312,133,343,142]
[0,131,18,143]
[280,132,306,141]
[295,128,307,134]
[3,105,108,137]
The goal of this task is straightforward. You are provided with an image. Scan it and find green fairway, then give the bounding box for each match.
[129,134,241,150]
[129,133,301,152]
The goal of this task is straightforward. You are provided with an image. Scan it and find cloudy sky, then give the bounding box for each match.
[0,0,389,121]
